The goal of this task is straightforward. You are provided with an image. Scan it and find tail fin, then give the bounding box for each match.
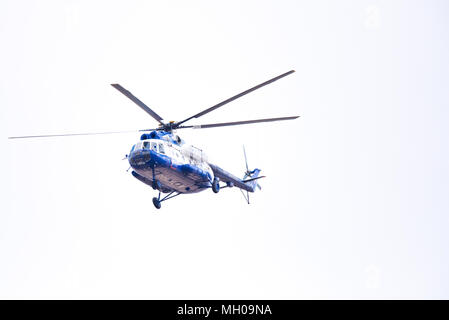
[240,145,265,204]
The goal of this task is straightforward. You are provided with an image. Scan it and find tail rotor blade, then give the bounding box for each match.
[243,145,249,173]
[239,188,249,204]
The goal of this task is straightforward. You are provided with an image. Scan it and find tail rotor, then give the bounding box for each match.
[240,145,263,204]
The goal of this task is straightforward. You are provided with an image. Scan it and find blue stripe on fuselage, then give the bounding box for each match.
[179,163,211,182]
[128,150,171,169]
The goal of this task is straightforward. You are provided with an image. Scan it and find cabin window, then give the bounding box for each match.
[151,142,158,152]
[143,141,150,150]
[159,143,165,154]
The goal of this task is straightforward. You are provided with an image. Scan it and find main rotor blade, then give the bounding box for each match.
[111,84,165,125]
[175,70,295,127]
[179,116,299,129]
[8,130,140,139]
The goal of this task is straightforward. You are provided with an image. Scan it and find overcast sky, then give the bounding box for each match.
[1,0,448,299]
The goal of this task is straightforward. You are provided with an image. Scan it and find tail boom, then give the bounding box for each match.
[208,163,262,193]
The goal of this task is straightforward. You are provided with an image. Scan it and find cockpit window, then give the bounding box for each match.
[130,145,135,153]
[143,141,150,150]
[159,143,165,154]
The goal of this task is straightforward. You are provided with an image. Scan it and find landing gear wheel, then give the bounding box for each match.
[212,179,220,193]
[152,197,161,209]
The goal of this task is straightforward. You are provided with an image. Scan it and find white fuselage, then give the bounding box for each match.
[129,139,214,193]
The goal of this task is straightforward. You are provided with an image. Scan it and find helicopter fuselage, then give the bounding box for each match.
[128,132,214,194]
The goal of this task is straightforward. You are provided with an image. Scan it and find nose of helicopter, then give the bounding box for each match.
[128,149,151,167]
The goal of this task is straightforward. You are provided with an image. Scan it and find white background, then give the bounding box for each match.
[1,0,448,299]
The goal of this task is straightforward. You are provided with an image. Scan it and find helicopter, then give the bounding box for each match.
[9,70,299,209]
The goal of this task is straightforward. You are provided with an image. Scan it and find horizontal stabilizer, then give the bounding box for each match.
[242,175,266,183]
